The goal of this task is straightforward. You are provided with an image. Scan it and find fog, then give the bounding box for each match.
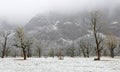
[0,0,120,25]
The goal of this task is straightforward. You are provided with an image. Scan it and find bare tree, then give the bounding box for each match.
[79,39,91,58]
[67,47,75,57]
[106,35,117,58]
[26,37,33,58]
[88,11,105,60]
[66,41,75,57]
[1,31,10,58]
[36,41,43,58]
[13,27,27,60]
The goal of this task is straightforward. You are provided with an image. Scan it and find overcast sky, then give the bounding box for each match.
[0,0,120,25]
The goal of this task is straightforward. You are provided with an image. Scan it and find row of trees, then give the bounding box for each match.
[0,10,119,60]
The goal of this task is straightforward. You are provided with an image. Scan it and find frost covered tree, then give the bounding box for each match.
[26,37,33,58]
[36,44,42,57]
[106,35,117,58]
[1,31,10,58]
[13,27,27,60]
[79,39,91,58]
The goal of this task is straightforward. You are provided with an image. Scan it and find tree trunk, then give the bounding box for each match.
[27,47,30,58]
[110,48,114,58]
[71,50,74,57]
[94,27,101,60]
[2,37,7,58]
[2,48,5,58]
[86,48,89,58]
[23,48,27,60]
[81,47,86,57]
[96,45,100,60]
[38,48,41,57]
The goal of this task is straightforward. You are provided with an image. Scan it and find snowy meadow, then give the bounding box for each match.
[0,57,120,72]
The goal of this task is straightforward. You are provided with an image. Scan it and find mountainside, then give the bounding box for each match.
[25,12,88,41]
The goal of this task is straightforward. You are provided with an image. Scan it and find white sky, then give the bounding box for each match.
[0,0,119,25]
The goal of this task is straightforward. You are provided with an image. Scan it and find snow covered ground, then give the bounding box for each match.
[0,57,120,72]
